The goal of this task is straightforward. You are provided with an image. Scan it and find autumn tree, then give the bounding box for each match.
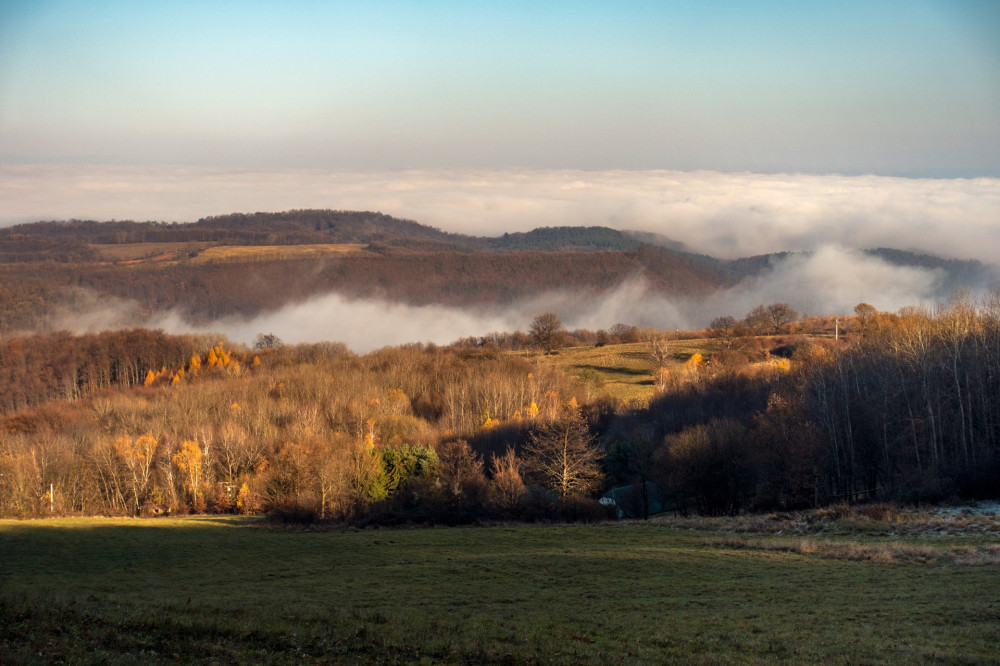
[113,432,159,512]
[854,302,878,335]
[488,447,526,513]
[254,332,283,351]
[662,417,751,516]
[743,305,771,334]
[522,405,603,509]
[768,303,799,332]
[744,303,799,334]
[609,322,640,343]
[645,331,672,367]
[435,440,487,506]
[708,315,748,350]
[530,312,565,354]
[172,439,205,511]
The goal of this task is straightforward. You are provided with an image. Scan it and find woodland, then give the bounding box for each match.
[0,210,991,333]
[0,211,998,522]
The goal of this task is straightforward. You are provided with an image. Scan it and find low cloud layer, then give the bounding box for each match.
[2,165,999,262]
[46,246,957,353]
[12,165,997,350]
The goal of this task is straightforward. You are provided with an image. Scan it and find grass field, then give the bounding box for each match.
[88,242,370,265]
[2,517,997,664]
[533,339,714,404]
[89,242,214,263]
[188,244,370,264]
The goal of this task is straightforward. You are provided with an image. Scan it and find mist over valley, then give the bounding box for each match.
[1,208,996,350]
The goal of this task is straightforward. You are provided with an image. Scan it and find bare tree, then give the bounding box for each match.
[766,303,799,333]
[522,406,603,509]
[744,304,771,334]
[745,303,799,334]
[529,312,565,354]
[645,331,672,368]
[709,315,748,350]
[253,332,283,351]
[488,447,526,512]
[609,322,640,343]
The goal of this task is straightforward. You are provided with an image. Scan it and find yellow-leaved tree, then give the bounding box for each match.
[113,433,158,512]
[172,440,204,511]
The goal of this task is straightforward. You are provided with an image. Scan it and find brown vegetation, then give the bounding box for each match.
[0,295,997,525]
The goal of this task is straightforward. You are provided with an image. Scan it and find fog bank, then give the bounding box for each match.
[44,246,957,353]
[2,165,999,263]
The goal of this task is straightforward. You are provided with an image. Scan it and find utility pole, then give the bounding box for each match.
[835,318,839,341]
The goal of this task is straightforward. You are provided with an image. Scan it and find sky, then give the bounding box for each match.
[1,1,998,175]
[2,1,1000,348]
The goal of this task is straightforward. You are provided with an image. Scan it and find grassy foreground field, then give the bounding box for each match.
[1,517,997,665]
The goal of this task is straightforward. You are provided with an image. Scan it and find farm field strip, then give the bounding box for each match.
[87,242,370,264]
[189,243,370,263]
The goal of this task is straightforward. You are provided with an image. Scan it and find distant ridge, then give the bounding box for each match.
[722,247,997,293]
[0,210,995,335]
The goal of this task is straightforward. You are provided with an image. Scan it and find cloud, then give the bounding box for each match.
[45,247,935,353]
[699,246,945,321]
[7,165,996,350]
[147,295,518,353]
[1,166,998,263]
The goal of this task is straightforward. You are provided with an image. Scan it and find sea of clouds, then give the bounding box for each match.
[12,165,999,351]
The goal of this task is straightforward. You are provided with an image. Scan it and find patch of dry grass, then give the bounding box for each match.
[189,243,370,263]
[88,242,213,262]
[652,502,1000,540]
[531,339,716,404]
[712,536,1000,565]
[87,242,371,265]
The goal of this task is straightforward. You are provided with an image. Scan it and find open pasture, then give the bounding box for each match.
[87,242,370,265]
[189,243,370,264]
[532,339,713,404]
[1,516,997,664]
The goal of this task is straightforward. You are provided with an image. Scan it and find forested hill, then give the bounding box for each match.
[0,211,464,250]
[1,211,686,256]
[724,248,997,291]
[0,210,994,336]
[0,211,739,334]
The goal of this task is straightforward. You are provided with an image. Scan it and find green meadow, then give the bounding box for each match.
[1,516,997,664]
[530,339,713,404]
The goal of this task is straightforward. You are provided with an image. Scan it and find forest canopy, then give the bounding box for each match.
[1,293,998,522]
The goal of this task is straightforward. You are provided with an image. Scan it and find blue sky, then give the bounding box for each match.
[1,1,998,176]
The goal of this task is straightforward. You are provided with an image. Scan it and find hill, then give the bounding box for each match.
[724,247,996,290]
[0,210,994,336]
[0,212,739,334]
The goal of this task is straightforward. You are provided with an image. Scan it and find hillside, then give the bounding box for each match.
[0,212,739,334]
[0,210,994,336]
[725,247,997,289]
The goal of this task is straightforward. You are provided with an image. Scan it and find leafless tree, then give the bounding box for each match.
[522,406,603,509]
[529,312,565,354]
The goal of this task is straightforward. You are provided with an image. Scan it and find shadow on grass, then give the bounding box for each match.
[574,363,649,377]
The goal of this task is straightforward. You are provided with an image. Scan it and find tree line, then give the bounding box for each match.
[0,242,731,335]
[1,296,999,522]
